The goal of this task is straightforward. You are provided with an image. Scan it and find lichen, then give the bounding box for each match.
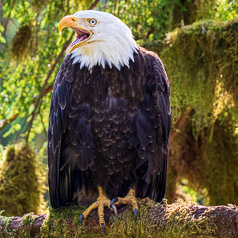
[0,142,47,216]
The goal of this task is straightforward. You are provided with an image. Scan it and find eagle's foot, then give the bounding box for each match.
[79,186,116,234]
[110,188,138,221]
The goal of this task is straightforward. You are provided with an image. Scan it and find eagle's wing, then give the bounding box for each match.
[48,56,73,208]
[48,56,97,208]
[135,50,171,202]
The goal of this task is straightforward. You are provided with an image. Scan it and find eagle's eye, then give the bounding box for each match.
[88,18,97,26]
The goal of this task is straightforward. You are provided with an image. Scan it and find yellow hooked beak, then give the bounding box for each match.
[58,15,92,54]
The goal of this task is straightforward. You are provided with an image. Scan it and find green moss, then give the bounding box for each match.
[203,112,238,205]
[169,110,238,205]
[38,203,153,238]
[0,212,38,237]
[1,215,12,232]
[149,19,238,205]
[20,212,35,226]
[39,200,219,237]
[0,142,46,216]
[109,199,158,238]
[163,201,215,237]
[10,25,33,62]
[39,206,99,238]
[0,199,226,237]
[158,19,238,135]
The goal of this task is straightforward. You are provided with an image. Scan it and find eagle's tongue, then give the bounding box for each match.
[70,35,88,47]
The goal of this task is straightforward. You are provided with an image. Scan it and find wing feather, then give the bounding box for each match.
[135,49,171,202]
[48,56,72,208]
[48,56,96,208]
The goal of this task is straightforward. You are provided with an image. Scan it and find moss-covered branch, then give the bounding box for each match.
[0,200,237,237]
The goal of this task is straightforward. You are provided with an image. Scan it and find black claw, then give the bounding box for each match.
[79,214,84,224]
[101,223,106,234]
[111,204,117,215]
[134,208,138,221]
[110,197,119,208]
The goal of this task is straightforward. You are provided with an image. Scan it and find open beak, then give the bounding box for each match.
[58,15,92,54]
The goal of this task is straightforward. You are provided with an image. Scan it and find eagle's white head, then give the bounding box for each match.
[58,10,137,70]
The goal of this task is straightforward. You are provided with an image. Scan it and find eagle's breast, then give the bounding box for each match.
[65,52,147,195]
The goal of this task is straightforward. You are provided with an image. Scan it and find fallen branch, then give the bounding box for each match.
[0,200,237,237]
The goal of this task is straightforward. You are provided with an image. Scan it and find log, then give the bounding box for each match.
[0,199,237,237]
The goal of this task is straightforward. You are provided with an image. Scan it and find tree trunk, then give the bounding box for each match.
[0,199,237,237]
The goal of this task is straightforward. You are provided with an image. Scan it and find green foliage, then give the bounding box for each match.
[0,142,46,216]
[0,0,95,143]
[177,179,209,205]
[99,0,175,43]
[0,23,6,44]
[170,0,215,28]
[100,0,238,45]
[215,0,238,20]
[1,0,237,144]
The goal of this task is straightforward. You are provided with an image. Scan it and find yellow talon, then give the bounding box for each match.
[79,186,111,233]
[115,189,138,208]
[80,187,138,233]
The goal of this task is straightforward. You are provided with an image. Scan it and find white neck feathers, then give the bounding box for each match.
[70,40,137,70]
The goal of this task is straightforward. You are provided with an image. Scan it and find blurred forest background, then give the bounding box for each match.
[0,0,237,216]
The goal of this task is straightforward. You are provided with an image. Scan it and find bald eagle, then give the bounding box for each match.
[48,10,171,232]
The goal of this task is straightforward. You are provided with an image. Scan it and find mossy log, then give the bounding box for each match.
[0,199,237,238]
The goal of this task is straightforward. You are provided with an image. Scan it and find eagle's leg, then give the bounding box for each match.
[79,186,113,234]
[110,188,138,220]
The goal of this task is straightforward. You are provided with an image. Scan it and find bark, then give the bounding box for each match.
[0,200,237,237]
